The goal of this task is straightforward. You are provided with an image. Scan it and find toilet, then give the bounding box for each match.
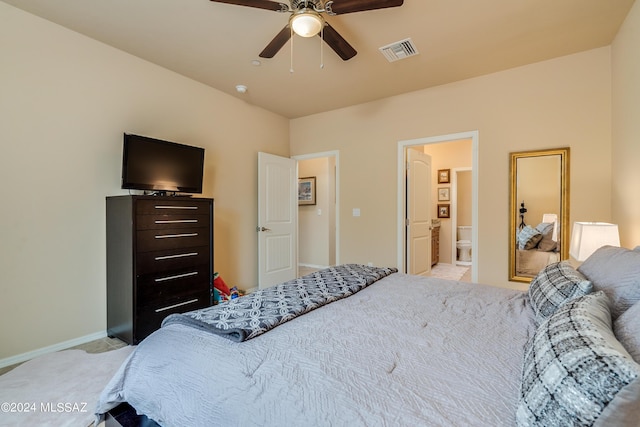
[456,226,473,265]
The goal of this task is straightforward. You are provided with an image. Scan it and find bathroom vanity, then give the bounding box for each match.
[431,220,440,266]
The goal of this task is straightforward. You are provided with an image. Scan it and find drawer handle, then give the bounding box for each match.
[155,233,198,239]
[155,252,199,261]
[155,272,199,282]
[155,206,198,210]
[155,298,199,313]
[155,219,198,224]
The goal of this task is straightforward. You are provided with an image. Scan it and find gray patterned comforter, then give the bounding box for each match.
[162,264,397,342]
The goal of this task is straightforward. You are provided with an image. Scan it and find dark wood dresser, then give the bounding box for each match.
[106,195,213,344]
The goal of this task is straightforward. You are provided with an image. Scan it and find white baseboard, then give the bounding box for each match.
[0,330,108,369]
[299,263,329,269]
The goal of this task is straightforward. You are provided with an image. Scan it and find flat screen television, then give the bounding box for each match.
[121,133,205,194]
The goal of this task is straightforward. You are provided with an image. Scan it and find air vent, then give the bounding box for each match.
[379,38,419,62]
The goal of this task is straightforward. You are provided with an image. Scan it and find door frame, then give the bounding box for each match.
[397,131,479,281]
[292,150,340,266]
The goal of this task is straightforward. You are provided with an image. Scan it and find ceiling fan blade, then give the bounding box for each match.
[209,0,289,12]
[321,23,357,61]
[259,26,292,58]
[327,0,403,15]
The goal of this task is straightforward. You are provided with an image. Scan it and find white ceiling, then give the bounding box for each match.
[3,0,635,118]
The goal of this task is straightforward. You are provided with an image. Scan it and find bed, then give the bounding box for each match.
[516,215,560,278]
[516,249,560,278]
[96,250,640,426]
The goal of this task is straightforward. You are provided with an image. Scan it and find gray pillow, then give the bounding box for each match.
[614,301,640,364]
[578,245,640,320]
[517,292,640,426]
[528,261,592,323]
[518,225,543,250]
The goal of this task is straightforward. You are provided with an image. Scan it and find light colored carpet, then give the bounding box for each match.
[431,263,470,281]
[0,346,133,427]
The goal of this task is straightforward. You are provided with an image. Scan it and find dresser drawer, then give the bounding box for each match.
[137,227,209,252]
[136,213,210,231]
[136,246,209,275]
[136,199,211,215]
[136,265,210,307]
[135,290,210,342]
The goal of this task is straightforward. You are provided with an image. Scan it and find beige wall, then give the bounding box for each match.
[0,3,289,360]
[612,0,640,249]
[457,171,473,228]
[291,47,613,290]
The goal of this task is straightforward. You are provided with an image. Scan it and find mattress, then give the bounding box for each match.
[96,272,536,426]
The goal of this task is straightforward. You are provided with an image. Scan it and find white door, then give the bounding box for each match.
[406,148,432,276]
[258,152,298,289]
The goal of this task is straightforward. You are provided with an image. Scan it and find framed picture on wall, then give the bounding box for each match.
[438,169,450,184]
[437,204,450,218]
[298,177,316,205]
[438,187,450,201]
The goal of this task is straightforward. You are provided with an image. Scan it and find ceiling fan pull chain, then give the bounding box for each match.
[320,25,324,69]
[290,26,294,73]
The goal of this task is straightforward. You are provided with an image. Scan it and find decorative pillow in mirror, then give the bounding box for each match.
[535,222,557,252]
[518,225,543,250]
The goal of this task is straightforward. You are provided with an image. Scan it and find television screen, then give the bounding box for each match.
[121,133,204,194]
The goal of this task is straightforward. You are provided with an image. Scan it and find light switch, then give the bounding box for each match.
[353,208,361,217]
[317,209,322,216]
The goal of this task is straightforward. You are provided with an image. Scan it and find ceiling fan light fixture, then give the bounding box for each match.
[290,10,323,37]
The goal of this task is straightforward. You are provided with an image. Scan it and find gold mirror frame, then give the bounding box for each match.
[509,147,570,283]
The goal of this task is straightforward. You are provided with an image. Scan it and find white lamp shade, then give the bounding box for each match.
[569,222,620,261]
[291,12,323,37]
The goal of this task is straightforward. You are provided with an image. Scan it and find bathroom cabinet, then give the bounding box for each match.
[431,225,440,266]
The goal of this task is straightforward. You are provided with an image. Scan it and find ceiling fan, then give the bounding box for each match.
[210,0,404,60]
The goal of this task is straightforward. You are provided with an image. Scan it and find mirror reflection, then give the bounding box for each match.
[509,148,570,282]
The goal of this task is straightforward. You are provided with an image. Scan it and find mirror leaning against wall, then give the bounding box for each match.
[509,147,570,283]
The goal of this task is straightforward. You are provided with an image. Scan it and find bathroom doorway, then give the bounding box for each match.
[397,132,478,282]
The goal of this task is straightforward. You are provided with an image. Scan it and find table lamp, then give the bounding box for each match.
[569,222,620,261]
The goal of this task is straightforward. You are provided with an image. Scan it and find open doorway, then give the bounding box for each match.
[293,151,339,274]
[397,132,478,282]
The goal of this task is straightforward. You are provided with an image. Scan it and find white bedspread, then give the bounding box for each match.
[96,273,536,426]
